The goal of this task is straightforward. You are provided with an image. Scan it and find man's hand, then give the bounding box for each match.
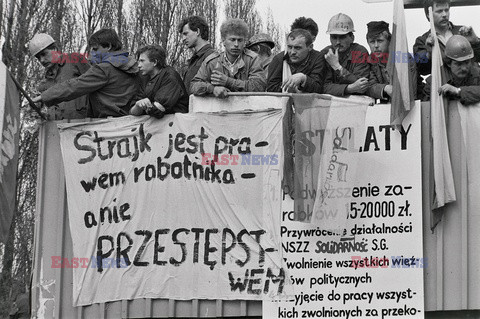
[324,48,342,70]
[32,95,43,103]
[438,84,460,96]
[213,86,229,98]
[211,70,229,86]
[460,26,480,45]
[282,73,306,92]
[384,85,393,97]
[135,98,153,111]
[346,77,370,94]
[426,33,435,46]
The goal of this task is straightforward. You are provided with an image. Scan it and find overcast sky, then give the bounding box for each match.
[255,0,480,52]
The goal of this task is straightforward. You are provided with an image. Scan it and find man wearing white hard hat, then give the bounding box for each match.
[32,29,139,118]
[424,35,480,104]
[321,13,371,97]
[29,33,90,120]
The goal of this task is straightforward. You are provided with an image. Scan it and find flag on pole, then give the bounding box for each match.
[428,7,456,214]
[0,61,20,244]
[387,0,416,125]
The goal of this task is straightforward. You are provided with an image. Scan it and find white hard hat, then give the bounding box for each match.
[28,33,55,56]
[326,13,355,35]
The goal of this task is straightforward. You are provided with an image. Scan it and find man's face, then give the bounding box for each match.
[182,24,199,49]
[330,34,354,53]
[286,36,312,64]
[36,48,54,68]
[432,2,450,29]
[137,52,157,77]
[367,33,390,56]
[223,34,245,60]
[449,59,471,79]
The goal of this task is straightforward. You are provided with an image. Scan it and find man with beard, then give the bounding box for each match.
[322,13,371,97]
[29,33,90,119]
[178,16,215,95]
[424,35,480,105]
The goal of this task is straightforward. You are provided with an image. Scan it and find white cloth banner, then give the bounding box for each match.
[313,98,368,234]
[58,111,286,306]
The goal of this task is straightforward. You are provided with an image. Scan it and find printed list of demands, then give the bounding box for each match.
[278,182,424,319]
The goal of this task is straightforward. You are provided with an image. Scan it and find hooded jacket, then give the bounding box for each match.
[41,51,139,118]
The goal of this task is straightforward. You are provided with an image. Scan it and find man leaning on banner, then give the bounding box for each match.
[267,29,324,93]
[424,35,480,104]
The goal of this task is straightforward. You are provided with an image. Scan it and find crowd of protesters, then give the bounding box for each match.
[29,0,480,120]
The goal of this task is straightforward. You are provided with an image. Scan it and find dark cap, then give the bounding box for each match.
[367,21,389,38]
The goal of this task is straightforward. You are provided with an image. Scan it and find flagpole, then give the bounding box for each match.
[428,6,456,212]
[9,75,46,120]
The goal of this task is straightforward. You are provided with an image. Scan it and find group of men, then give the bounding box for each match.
[29,0,480,121]
[30,29,188,120]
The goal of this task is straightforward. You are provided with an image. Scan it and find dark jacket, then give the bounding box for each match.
[136,66,189,118]
[38,54,90,120]
[190,49,266,95]
[366,54,418,100]
[423,62,480,105]
[266,50,325,93]
[182,43,215,95]
[41,51,139,118]
[322,43,371,97]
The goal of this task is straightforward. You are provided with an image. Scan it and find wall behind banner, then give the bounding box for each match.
[32,95,480,318]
